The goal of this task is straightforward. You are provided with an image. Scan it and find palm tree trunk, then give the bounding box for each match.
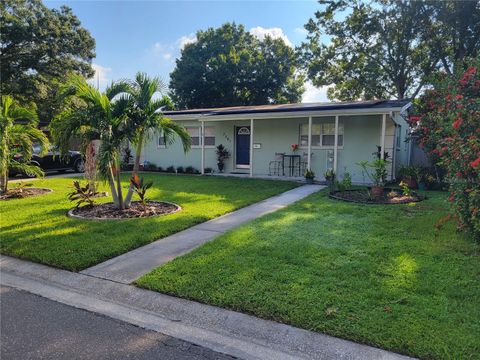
[85,140,100,192]
[0,170,7,194]
[124,132,144,208]
[107,165,119,206]
[115,157,124,210]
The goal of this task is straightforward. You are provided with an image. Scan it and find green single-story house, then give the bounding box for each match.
[139,99,412,183]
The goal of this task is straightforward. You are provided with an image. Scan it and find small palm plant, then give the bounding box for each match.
[130,174,153,210]
[110,72,191,208]
[53,75,133,209]
[0,96,49,194]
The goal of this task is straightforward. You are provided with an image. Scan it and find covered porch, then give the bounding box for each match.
[195,113,399,183]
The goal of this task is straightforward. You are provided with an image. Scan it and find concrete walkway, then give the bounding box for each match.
[1,256,414,360]
[82,185,323,284]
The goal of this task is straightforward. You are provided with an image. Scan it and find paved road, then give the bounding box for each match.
[0,286,236,360]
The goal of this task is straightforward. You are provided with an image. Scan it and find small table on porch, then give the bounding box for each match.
[282,154,301,177]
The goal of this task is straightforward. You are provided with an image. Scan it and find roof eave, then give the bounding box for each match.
[166,106,409,121]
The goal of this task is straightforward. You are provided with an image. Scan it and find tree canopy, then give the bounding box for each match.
[1,0,95,124]
[299,0,480,101]
[169,23,304,109]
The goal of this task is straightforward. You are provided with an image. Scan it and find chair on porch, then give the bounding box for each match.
[269,152,285,176]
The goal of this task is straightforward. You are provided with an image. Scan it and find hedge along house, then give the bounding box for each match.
[139,100,412,183]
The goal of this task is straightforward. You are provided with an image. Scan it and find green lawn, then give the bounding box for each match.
[0,173,297,271]
[137,191,480,360]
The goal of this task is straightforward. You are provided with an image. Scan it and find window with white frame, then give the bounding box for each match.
[187,127,200,146]
[299,123,343,147]
[186,126,215,147]
[204,126,215,146]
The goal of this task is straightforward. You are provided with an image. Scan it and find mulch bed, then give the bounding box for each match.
[0,188,52,200]
[68,200,181,220]
[329,189,425,205]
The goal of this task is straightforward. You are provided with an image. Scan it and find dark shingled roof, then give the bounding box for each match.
[164,99,410,117]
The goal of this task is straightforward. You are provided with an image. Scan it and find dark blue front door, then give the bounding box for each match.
[235,126,250,167]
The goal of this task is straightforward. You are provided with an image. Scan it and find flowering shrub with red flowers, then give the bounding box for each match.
[411,58,480,240]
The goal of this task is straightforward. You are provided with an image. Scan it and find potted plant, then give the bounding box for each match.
[324,169,335,186]
[216,144,230,173]
[357,159,389,198]
[291,143,299,153]
[304,169,315,184]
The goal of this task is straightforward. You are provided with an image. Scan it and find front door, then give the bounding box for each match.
[235,126,250,168]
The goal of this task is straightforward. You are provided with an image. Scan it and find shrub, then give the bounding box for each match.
[185,166,196,174]
[176,166,184,173]
[341,170,352,189]
[410,58,480,240]
[166,166,175,173]
[67,181,98,208]
[204,167,213,174]
[130,175,153,208]
[143,162,157,171]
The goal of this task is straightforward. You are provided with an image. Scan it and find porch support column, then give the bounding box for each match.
[333,115,339,174]
[249,118,254,177]
[307,116,312,171]
[200,120,205,174]
[380,114,386,160]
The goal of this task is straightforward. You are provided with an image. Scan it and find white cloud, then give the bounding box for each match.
[302,81,331,103]
[249,26,292,47]
[294,27,308,36]
[177,33,197,50]
[88,63,111,90]
[148,42,175,64]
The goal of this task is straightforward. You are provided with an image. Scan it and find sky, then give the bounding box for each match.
[44,0,328,103]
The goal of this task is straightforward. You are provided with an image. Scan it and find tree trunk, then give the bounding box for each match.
[115,157,124,210]
[124,132,144,208]
[0,170,8,194]
[107,165,119,206]
[85,140,100,192]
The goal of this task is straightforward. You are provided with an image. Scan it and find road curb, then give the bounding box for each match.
[0,256,415,360]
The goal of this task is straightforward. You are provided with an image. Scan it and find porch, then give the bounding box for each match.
[141,100,411,183]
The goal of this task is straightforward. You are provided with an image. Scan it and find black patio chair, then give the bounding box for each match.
[269,152,285,176]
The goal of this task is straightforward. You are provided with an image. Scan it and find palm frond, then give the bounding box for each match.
[161,118,192,153]
[10,160,44,178]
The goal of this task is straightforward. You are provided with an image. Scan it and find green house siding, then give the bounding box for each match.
[139,113,409,183]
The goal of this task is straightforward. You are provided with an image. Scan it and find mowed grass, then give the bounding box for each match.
[138,191,480,360]
[0,173,297,271]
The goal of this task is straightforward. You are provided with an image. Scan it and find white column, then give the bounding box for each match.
[380,114,386,160]
[250,118,254,177]
[333,115,339,174]
[200,120,205,174]
[307,116,312,171]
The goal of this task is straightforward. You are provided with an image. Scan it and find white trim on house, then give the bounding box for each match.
[166,107,406,122]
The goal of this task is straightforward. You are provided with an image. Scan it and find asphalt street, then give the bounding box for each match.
[0,286,236,360]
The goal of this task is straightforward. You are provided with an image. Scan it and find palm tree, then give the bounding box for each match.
[112,72,191,207]
[52,76,132,209]
[0,96,49,194]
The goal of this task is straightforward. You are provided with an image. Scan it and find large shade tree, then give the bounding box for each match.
[0,96,49,193]
[112,72,191,207]
[170,23,304,109]
[1,0,95,125]
[299,0,480,101]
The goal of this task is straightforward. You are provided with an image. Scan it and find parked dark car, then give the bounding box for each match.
[10,145,85,177]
